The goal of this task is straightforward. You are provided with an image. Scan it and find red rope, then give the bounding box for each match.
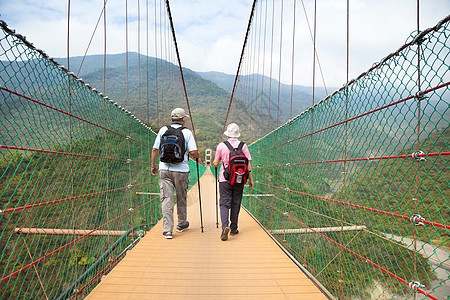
[0,145,149,164]
[255,82,449,155]
[1,182,150,214]
[0,87,146,146]
[1,198,154,283]
[256,151,450,168]
[257,181,450,230]
[254,196,438,300]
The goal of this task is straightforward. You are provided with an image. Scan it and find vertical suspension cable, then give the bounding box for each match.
[164,0,199,148]
[251,10,257,139]
[268,0,275,132]
[260,0,268,137]
[126,0,129,111]
[300,0,328,96]
[137,0,145,232]
[312,0,317,106]
[339,0,350,295]
[155,0,159,127]
[289,0,296,119]
[102,0,112,264]
[276,0,284,127]
[145,0,150,225]
[125,0,134,239]
[222,0,257,141]
[255,0,262,138]
[75,1,109,77]
[146,0,150,126]
[164,10,169,117]
[159,0,164,121]
[66,0,78,292]
[138,0,141,122]
[304,0,316,264]
[413,0,422,296]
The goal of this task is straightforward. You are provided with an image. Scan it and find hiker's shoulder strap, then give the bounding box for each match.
[223,141,234,151]
[237,141,245,150]
[166,125,185,131]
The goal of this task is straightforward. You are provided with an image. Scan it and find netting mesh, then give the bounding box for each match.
[239,15,450,300]
[0,20,204,299]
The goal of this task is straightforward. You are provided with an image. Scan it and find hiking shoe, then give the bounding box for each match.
[221,227,230,241]
[176,221,190,233]
[163,231,172,239]
[230,229,239,236]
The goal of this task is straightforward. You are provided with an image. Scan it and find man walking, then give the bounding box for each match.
[151,108,199,239]
[213,123,254,241]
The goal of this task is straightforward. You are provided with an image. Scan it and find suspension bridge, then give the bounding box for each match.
[1,0,449,299]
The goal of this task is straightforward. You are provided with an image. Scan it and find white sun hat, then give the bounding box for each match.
[171,108,190,119]
[224,123,240,138]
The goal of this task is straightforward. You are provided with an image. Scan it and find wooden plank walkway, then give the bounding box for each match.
[87,167,330,299]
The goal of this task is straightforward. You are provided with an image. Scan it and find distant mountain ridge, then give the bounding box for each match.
[50,52,328,153]
[197,71,332,122]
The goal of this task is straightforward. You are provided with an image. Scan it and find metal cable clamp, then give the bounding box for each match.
[409,214,425,226]
[408,281,424,290]
[412,151,426,162]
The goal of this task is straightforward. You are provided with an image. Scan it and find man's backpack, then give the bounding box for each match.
[223,141,249,185]
[159,125,186,163]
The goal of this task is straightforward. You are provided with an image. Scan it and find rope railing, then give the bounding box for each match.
[234,2,450,298]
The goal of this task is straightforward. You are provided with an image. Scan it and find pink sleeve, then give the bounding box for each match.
[214,143,223,161]
[243,144,252,160]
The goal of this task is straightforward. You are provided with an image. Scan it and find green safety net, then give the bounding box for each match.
[240,15,450,300]
[0,20,205,299]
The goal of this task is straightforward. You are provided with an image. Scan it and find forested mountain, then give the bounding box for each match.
[197,71,331,123]
[54,53,319,155]
[56,53,232,154]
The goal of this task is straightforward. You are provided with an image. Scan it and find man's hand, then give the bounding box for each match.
[248,178,254,190]
[151,166,158,176]
[151,148,159,176]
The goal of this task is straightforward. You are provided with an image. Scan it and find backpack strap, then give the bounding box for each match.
[224,141,245,151]
[223,141,234,151]
[167,125,186,130]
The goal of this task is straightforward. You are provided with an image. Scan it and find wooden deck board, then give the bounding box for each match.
[87,167,329,299]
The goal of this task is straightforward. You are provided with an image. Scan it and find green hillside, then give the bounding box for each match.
[340,126,450,247]
[54,53,315,156]
[57,53,236,155]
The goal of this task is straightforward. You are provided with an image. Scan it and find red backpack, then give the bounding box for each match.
[223,141,249,185]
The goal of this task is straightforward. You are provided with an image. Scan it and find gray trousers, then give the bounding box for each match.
[159,170,190,233]
[219,181,245,231]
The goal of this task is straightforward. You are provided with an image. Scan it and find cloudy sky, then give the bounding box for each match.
[1,0,449,87]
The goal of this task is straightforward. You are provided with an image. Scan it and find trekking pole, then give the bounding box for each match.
[196,158,204,232]
[215,166,219,228]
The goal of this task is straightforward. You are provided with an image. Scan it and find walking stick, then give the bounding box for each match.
[196,158,204,232]
[215,166,219,228]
